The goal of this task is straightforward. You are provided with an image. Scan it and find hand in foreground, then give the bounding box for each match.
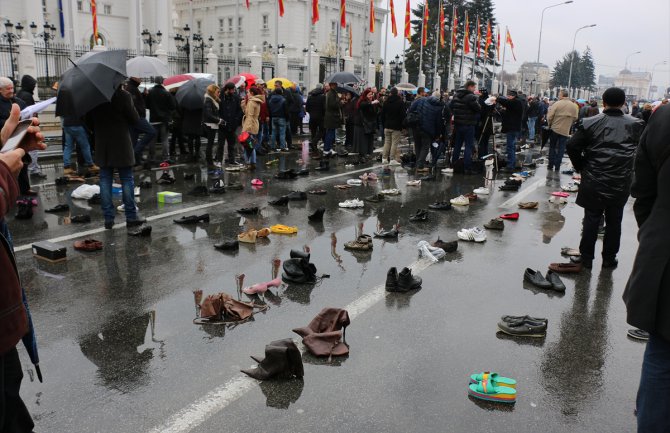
[0,148,26,176]
[0,104,46,152]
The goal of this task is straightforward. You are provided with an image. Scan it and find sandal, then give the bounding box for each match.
[270,224,298,234]
[551,191,570,198]
[468,379,517,404]
[469,372,517,389]
[334,184,352,190]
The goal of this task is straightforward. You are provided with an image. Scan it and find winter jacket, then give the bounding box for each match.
[202,95,220,128]
[0,96,26,130]
[86,87,139,167]
[623,104,670,342]
[126,79,146,118]
[323,88,342,129]
[181,109,203,136]
[566,108,644,209]
[268,91,289,119]
[219,92,243,131]
[450,87,481,126]
[305,88,326,122]
[527,100,540,118]
[242,95,263,134]
[16,75,36,107]
[289,88,303,115]
[417,96,446,139]
[548,98,579,137]
[0,161,27,356]
[496,97,523,133]
[146,84,175,123]
[355,100,377,133]
[380,94,406,131]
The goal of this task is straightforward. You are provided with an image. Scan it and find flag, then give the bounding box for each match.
[484,20,492,56]
[439,2,445,48]
[506,28,516,61]
[463,11,469,54]
[404,0,411,42]
[349,25,353,55]
[340,0,346,28]
[390,0,397,37]
[496,25,501,60]
[278,0,284,16]
[476,15,481,58]
[58,0,65,37]
[369,0,375,32]
[451,7,458,52]
[246,0,250,9]
[312,0,319,23]
[91,0,98,41]
[422,2,429,47]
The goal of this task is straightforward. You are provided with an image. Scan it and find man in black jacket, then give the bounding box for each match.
[381,87,405,165]
[566,87,644,270]
[623,104,670,432]
[305,84,325,152]
[0,77,33,196]
[449,80,480,174]
[219,83,243,165]
[526,96,540,143]
[495,90,523,171]
[126,77,157,165]
[145,77,175,163]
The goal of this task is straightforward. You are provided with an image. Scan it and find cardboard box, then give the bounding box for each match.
[157,191,182,204]
[32,241,67,262]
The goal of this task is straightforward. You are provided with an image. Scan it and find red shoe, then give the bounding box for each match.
[500,213,519,220]
[159,161,170,169]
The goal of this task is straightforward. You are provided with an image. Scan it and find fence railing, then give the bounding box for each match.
[0,44,19,82]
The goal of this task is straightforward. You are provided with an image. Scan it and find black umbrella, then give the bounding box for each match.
[175,78,215,110]
[21,287,42,382]
[56,50,128,118]
[326,71,361,85]
[336,84,360,97]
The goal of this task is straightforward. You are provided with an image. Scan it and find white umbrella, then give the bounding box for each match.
[395,83,417,91]
[126,56,169,78]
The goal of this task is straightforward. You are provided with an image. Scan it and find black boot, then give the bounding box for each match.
[315,159,330,172]
[385,267,400,292]
[397,267,422,292]
[308,207,325,222]
[290,249,310,261]
[241,339,304,380]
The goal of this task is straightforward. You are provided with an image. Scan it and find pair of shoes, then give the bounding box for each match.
[450,195,470,206]
[214,240,239,250]
[128,224,152,236]
[524,268,565,291]
[497,315,548,338]
[385,267,422,292]
[457,227,486,242]
[484,218,504,230]
[74,239,103,252]
[468,371,518,404]
[344,234,373,251]
[339,198,364,208]
[308,208,326,222]
[174,214,210,224]
[473,187,490,195]
[374,227,399,238]
[428,201,451,210]
[432,238,458,252]
[365,193,385,203]
[518,201,539,209]
[270,224,298,234]
[409,209,428,222]
[237,206,260,215]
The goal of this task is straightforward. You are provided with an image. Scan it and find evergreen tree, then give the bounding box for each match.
[579,46,596,90]
[549,47,596,90]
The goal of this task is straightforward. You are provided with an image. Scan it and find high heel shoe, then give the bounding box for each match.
[266,277,282,288]
[243,282,268,295]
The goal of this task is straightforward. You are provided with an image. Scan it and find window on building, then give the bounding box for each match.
[238,42,242,53]
[219,18,224,32]
[77,1,83,11]
[103,4,111,14]
[196,20,201,32]
[228,17,233,32]
[262,15,269,30]
[228,42,233,54]
[219,42,224,55]
[262,41,268,52]
[42,0,47,13]
[238,17,242,31]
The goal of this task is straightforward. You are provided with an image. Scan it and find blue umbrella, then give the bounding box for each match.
[21,287,42,382]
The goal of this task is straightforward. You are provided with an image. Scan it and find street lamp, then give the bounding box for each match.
[30,21,57,87]
[567,24,596,91]
[536,1,573,65]
[624,50,642,71]
[649,60,667,99]
[141,29,162,56]
[192,33,214,72]
[1,20,24,82]
[174,25,191,73]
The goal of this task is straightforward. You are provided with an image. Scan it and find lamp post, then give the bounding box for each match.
[141,29,162,56]
[624,50,641,70]
[377,59,384,88]
[567,24,596,91]
[649,60,667,99]
[174,25,192,73]
[536,1,573,65]
[1,20,24,82]
[192,33,214,73]
[30,21,57,88]
[390,54,402,85]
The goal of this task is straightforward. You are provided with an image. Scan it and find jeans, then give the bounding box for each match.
[323,128,336,153]
[527,117,537,140]
[151,122,169,161]
[506,132,519,169]
[131,117,157,160]
[63,126,94,167]
[637,334,670,432]
[205,126,219,164]
[309,118,324,148]
[548,131,568,170]
[99,167,137,224]
[383,129,401,162]
[579,206,624,262]
[271,117,287,150]
[452,124,476,170]
[27,150,41,174]
[256,123,266,152]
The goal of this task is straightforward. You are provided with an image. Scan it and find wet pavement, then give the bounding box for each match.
[9,144,643,433]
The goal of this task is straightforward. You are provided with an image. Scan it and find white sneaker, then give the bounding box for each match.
[347,179,363,186]
[382,159,390,165]
[561,183,579,192]
[473,187,490,195]
[339,198,364,208]
[406,180,421,186]
[450,195,470,206]
[117,203,138,213]
[389,160,401,166]
[345,164,355,169]
[441,167,454,174]
[214,161,222,168]
[380,188,401,195]
[134,186,140,197]
[457,227,487,242]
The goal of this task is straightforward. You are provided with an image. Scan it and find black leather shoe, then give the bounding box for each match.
[397,267,422,292]
[237,207,260,215]
[71,214,91,223]
[385,267,400,292]
[428,201,451,210]
[432,238,457,252]
[545,270,566,292]
[269,196,289,206]
[499,184,520,191]
[127,218,148,227]
[409,209,428,222]
[174,214,209,224]
[45,204,69,213]
[214,240,239,250]
[289,249,310,261]
[523,268,553,289]
[128,224,152,236]
[570,255,592,268]
[374,228,399,239]
[602,257,618,268]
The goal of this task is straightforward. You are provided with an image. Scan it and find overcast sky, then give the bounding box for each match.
[384,0,670,88]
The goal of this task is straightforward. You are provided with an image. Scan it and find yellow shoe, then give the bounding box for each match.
[257,227,271,238]
[270,224,298,234]
[238,229,257,243]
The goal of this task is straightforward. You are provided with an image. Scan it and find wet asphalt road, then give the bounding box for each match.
[8,143,643,433]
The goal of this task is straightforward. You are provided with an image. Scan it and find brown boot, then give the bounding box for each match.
[63,167,76,176]
[88,164,100,173]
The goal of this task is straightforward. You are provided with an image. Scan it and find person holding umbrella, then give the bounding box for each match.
[202,84,222,170]
[126,76,157,166]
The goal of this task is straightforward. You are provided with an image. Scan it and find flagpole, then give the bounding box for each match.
[433,1,440,90]
[189,0,194,72]
[500,26,508,94]
[447,7,454,87]
[234,0,240,74]
[336,20,341,73]
[65,0,75,60]
[418,1,425,84]
[275,0,279,74]
[401,33,406,80]
[364,0,369,81]
[384,0,390,65]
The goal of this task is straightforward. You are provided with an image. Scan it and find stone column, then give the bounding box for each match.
[401,71,409,83]
[382,63,390,88]
[448,75,455,92]
[17,38,38,97]
[433,74,441,91]
[417,72,426,88]
[343,56,354,73]
[247,47,262,79]
[156,45,168,67]
[207,48,218,77]
[306,50,319,89]
[277,53,288,78]
[367,61,376,86]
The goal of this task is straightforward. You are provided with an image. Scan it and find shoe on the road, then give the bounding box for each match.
[269,196,289,206]
[73,239,103,252]
[385,267,400,292]
[524,268,553,289]
[365,193,386,203]
[428,201,452,210]
[548,262,584,273]
[457,227,487,242]
[450,195,470,206]
[339,198,364,208]
[406,180,422,186]
[397,267,422,292]
[484,218,504,230]
[501,315,547,324]
[519,201,539,209]
[505,179,522,186]
[344,235,373,251]
[500,212,519,220]
[174,214,210,224]
[374,227,399,239]
[499,184,519,191]
[627,328,650,341]
[497,319,547,338]
[432,238,457,252]
[380,188,401,195]
[128,224,152,236]
[545,270,566,292]
[602,257,618,269]
[473,187,490,195]
[214,240,239,251]
[441,167,454,174]
[45,204,69,213]
[70,214,91,223]
[308,207,325,222]
[409,209,428,222]
[237,206,260,215]
[209,180,226,194]
[308,189,327,195]
[561,183,579,192]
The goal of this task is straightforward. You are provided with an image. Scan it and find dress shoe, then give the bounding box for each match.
[128,224,152,236]
[237,207,260,215]
[74,239,103,252]
[409,209,428,222]
[71,214,91,223]
[385,267,399,292]
[523,268,552,289]
[214,240,239,250]
[269,196,289,206]
[45,204,69,213]
[174,214,210,224]
[602,257,618,269]
[428,201,451,210]
[397,267,422,292]
[432,238,457,252]
[308,207,325,222]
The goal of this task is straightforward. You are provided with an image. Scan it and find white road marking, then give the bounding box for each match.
[146,257,435,433]
[498,179,544,209]
[13,201,225,252]
[310,165,382,183]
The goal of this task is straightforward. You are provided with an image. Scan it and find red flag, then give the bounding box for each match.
[476,16,481,58]
[484,20,492,55]
[439,2,445,48]
[451,8,458,52]
[91,0,98,41]
[246,0,250,9]
[390,0,397,37]
[422,2,429,47]
[463,11,470,54]
[349,25,353,55]
[369,0,375,32]
[340,0,346,28]
[496,25,501,60]
[404,0,411,42]
[278,0,284,16]
[506,28,516,61]
[312,0,319,23]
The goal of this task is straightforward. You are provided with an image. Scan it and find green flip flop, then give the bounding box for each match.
[469,372,517,388]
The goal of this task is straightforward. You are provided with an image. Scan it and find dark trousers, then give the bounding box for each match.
[204,126,219,164]
[169,125,186,155]
[417,132,433,169]
[637,334,670,432]
[0,347,34,433]
[309,118,324,149]
[345,120,354,149]
[219,128,238,163]
[579,206,624,261]
[131,117,157,160]
[17,165,30,195]
[452,124,476,170]
[186,135,201,160]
